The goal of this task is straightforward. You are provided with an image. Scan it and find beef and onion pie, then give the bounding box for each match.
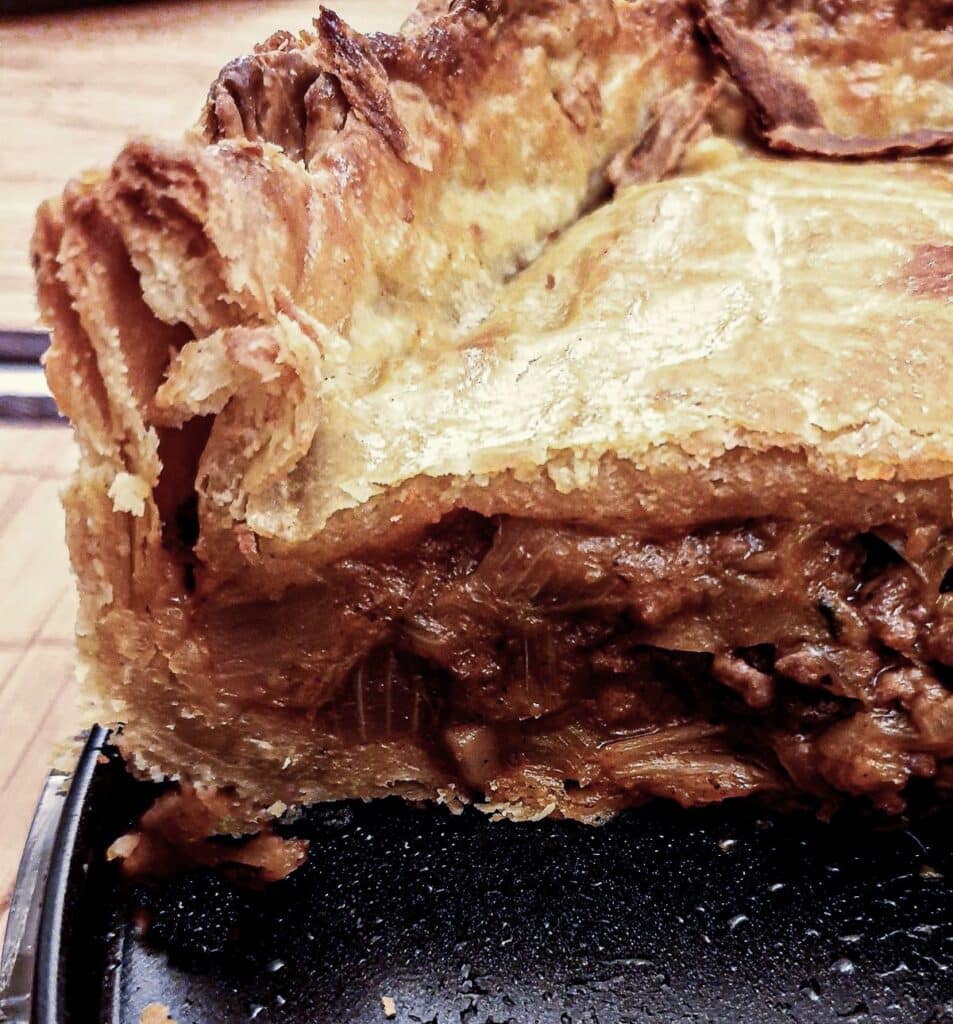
[34,0,953,867]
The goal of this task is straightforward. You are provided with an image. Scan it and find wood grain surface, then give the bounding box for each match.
[0,424,77,947]
[0,0,415,947]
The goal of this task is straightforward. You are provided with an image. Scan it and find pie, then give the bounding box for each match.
[34,0,953,853]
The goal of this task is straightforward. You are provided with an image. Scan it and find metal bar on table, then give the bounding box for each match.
[0,332,48,366]
[0,337,62,421]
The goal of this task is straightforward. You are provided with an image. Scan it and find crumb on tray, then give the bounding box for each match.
[140,1002,176,1024]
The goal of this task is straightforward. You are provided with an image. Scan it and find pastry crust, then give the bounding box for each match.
[142,156,953,597]
[37,0,707,583]
[33,0,953,831]
[698,0,953,157]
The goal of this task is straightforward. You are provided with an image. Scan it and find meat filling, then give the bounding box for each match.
[195,513,953,819]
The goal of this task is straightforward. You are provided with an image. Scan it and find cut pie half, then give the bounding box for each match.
[35,0,953,852]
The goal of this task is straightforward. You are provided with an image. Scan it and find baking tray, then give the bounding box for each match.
[2,728,953,1024]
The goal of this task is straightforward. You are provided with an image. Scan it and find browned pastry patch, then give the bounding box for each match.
[897,244,953,299]
[607,79,725,188]
[698,0,953,157]
[312,9,414,162]
[203,0,702,170]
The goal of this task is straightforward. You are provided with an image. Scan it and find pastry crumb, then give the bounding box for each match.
[381,995,397,1018]
[140,1002,176,1024]
[106,832,141,862]
[108,472,150,516]
[107,786,308,882]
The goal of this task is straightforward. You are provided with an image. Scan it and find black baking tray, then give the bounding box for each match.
[2,728,953,1024]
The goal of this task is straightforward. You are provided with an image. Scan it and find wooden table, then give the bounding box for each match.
[0,0,413,946]
[0,424,77,943]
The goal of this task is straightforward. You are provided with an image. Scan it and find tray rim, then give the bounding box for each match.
[32,726,109,1024]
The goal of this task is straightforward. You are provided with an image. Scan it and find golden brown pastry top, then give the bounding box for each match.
[153,155,953,562]
[32,0,953,601]
[37,0,703,482]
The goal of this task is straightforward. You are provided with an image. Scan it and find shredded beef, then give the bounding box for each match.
[196,513,953,815]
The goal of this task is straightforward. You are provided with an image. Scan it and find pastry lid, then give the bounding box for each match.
[2,728,953,1024]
